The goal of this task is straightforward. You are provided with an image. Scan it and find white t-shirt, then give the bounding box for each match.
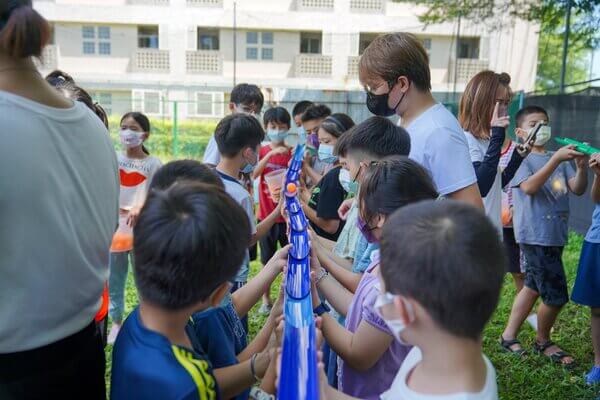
[203,135,220,165]
[117,153,162,210]
[380,347,498,400]
[0,91,119,352]
[406,104,477,196]
[463,132,502,234]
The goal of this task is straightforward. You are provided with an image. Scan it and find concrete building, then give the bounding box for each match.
[34,0,539,119]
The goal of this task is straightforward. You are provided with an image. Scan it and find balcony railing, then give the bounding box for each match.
[36,45,58,71]
[128,0,169,5]
[295,54,332,77]
[186,50,223,74]
[449,58,489,83]
[347,55,360,78]
[350,0,385,13]
[186,0,223,6]
[296,0,334,11]
[131,49,170,73]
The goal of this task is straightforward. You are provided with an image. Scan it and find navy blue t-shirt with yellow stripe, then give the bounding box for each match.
[111,307,220,400]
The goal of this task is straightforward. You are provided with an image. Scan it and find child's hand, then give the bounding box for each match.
[269,284,285,321]
[553,145,584,162]
[590,153,600,175]
[575,153,590,170]
[265,244,291,274]
[126,206,142,228]
[490,102,510,129]
[338,198,355,220]
[271,146,289,156]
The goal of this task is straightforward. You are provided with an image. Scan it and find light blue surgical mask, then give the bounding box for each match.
[240,150,258,174]
[317,144,337,164]
[338,168,354,195]
[297,126,307,145]
[267,128,289,143]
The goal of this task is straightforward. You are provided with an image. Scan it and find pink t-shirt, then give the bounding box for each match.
[337,251,411,400]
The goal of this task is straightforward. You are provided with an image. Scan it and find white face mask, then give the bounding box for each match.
[534,125,552,146]
[338,168,352,194]
[120,129,144,148]
[375,292,414,346]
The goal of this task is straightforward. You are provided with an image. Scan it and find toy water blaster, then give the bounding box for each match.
[554,137,600,156]
[277,144,320,400]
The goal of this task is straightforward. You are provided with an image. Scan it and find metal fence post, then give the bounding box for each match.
[172,101,178,159]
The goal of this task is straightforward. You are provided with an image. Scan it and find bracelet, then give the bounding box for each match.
[249,387,275,400]
[250,353,260,381]
[315,268,329,286]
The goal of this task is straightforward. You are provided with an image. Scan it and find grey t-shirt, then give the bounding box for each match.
[0,92,119,352]
[511,152,575,247]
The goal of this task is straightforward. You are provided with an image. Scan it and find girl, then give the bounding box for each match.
[252,106,292,314]
[311,158,438,399]
[0,2,118,397]
[572,152,600,385]
[459,71,531,234]
[301,113,355,241]
[107,112,162,344]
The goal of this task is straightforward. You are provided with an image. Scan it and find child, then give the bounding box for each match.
[316,200,505,400]
[215,114,285,330]
[108,112,162,344]
[148,160,289,400]
[500,106,588,365]
[111,183,258,399]
[572,152,600,384]
[203,83,265,166]
[293,100,314,127]
[311,158,438,399]
[359,32,482,208]
[459,71,530,233]
[252,107,293,313]
[301,114,355,242]
[301,104,332,185]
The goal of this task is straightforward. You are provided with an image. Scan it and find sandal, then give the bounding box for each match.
[533,340,575,367]
[499,336,527,356]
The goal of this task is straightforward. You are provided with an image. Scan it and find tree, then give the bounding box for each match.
[392,0,600,92]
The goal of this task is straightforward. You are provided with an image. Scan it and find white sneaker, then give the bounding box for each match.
[526,314,538,331]
[107,323,121,345]
[258,303,272,315]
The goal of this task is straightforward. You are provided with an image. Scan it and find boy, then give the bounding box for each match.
[302,104,332,185]
[500,106,587,365]
[148,160,289,400]
[214,114,284,326]
[203,83,264,166]
[358,32,482,208]
[111,183,251,399]
[252,107,293,313]
[292,100,314,127]
[317,200,505,399]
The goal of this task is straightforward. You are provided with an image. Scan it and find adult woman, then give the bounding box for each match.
[0,2,119,398]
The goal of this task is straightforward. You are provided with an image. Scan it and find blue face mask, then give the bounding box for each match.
[240,150,258,174]
[297,126,307,145]
[317,144,337,164]
[267,128,289,143]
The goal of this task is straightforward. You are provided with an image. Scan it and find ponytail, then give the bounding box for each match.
[0,1,51,59]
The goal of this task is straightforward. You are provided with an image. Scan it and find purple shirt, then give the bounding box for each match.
[337,251,411,399]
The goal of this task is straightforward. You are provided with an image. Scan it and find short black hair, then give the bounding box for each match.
[150,160,223,192]
[515,105,549,128]
[380,200,505,340]
[301,104,332,123]
[215,114,265,158]
[292,100,314,117]
[336,116,410,159]
[358,158,438,223]
[230,83,264,111]
[133,183,251,309]
[263,106,291,129]
[320,113,355,138]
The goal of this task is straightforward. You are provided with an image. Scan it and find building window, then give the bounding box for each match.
[133,90,163,116]
[358,32,378,54]
[138,26,159,49]
[300,32,322,54]
[81,26,111,56]
[193,92,225,118]
[458,38,479,59]
[198,28,219,50]
[246,31,274,61]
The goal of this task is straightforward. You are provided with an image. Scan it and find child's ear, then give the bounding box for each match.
[228,102,236,113]
[209,282,231,307]
[393,296,414,325]
[375,214,386,229]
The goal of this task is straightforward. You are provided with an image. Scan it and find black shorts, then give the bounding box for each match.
[521,244,568,307]
[502,228,522,274]
[259,222,288,265]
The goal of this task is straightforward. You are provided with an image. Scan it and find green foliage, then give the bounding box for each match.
[108,116,217,161]
[104,233,599,399]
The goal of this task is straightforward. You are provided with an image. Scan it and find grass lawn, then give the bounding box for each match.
[104,233,599,399]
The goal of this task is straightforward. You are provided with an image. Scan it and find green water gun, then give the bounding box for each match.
[554,137,600,155]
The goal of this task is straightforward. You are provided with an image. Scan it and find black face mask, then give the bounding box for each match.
[365,80,408,117]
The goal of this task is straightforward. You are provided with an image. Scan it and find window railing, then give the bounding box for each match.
[186,50,223,74]
[347,55,360,78]
[349,0,385,13]
[297,0,334,11]
[131,49,170,73]
[295,54,332,77]
[186,0,223,6]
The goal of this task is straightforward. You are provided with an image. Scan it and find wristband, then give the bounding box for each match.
[250,353,260,381]
[315,268,328,286]
[313,301,331,316]
[249,387,275,400]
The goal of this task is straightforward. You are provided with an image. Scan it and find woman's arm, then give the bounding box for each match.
[501,149,524,188]
[472,126,505,197]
